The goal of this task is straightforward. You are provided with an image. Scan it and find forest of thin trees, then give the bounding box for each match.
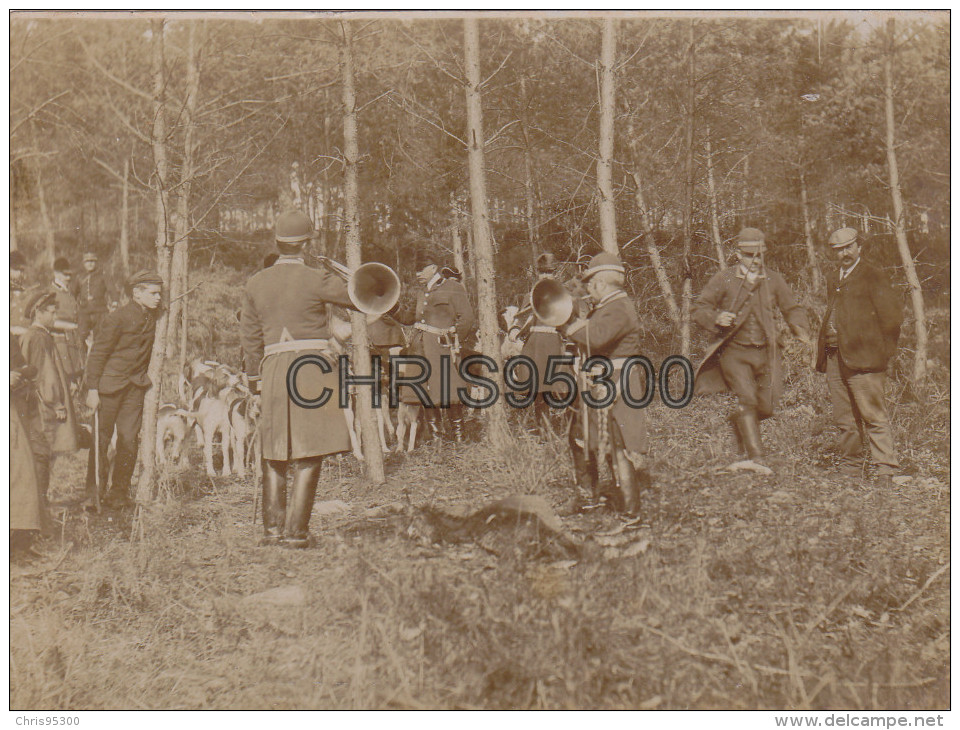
[10,12,949,490]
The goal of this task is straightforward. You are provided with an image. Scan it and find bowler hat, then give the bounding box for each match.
[827,227,859,249]
[736,228,766,254]
[581,252,625,281]
[24,289,57,320]
[53,256,72,273]
[536,252,557,273]
[275,210,314,243]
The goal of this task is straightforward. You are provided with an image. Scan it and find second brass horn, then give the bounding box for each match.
[318,257,402,316]
[530,277,574,326]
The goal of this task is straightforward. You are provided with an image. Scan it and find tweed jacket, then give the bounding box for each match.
[693,266,808,404]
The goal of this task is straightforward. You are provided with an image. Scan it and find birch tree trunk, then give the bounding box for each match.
[630,169,680,328]
[883,18,927,384]
[704,130,725,268]
[119,155,131,277]
[451,216,466,278]
[597,17,618,255]
[167,21,200,362]
[36,166,56,267]
[136,18,170,501]
[680,20,696,356]
[519,76,538,270]
[522,127,538,270]
[464,218,477,285]
[341,20,385,484]
[799,172,823,291]
[464,17,509,451]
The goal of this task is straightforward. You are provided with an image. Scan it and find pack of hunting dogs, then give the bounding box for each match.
[10,210,906,550]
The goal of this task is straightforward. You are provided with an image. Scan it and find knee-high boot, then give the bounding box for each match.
[613,448,641,517]
[283,456,323,548]
[728,411,745,455]
[569,428,600,507]
[738,406,764,460]
[260,459,287,546]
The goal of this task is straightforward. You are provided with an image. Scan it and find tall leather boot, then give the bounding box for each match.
[728,411,745,455]
[613,448,640,517]
[260,459,287,546]
[569,430,601,511]
[738,406,764,461]
[282,456,323,548]
[449,404,465,443]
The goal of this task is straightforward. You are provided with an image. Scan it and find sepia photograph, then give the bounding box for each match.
[8,9,949,716]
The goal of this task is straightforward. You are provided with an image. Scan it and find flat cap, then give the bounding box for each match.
[129,270,163,288]
[827,227,859,248]
[736,228,767,254]
[24,289,57,320]
[581,252,625,281]
[83,251,98,263]
[275,210,314,243]
[53,256,72,272]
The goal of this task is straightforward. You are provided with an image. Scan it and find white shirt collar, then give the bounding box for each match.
[275,255,304,265]
[840,257,860,280]
[426,271,442,291]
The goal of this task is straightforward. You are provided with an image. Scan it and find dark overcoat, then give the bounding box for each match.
[85,301,157,395]
[565,290,648,455]
[815,261,902,374]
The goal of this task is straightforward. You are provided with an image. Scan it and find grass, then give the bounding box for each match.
[11,374,949,709]
[10,270,949,710]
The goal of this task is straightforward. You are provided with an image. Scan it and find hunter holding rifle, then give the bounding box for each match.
[562,252,651,517]
[693,228,810,463]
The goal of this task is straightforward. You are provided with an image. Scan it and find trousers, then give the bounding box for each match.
[719,342,772,418]
[86,384,146,499]
[825,354,898,474]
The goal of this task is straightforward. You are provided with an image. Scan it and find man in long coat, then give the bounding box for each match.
[408,255,476,442]
[76,251,111,347]
[563,252,650,517]
[51,257,84,382]
[20,290,80,512]
[240,210,358,548]
[694,228,809,461]
[11,277,43,539]
[85,271,163,509]
[815,227,903,484]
